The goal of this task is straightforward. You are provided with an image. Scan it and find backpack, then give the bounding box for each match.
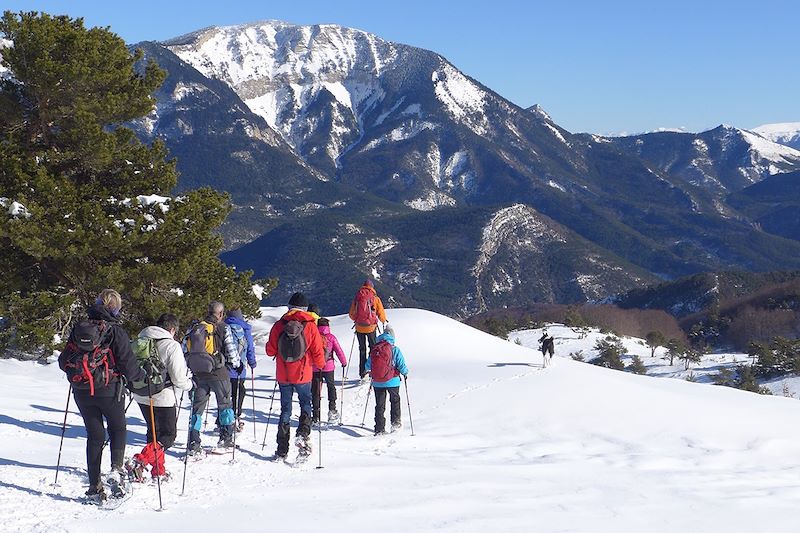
[185,321,224,373]
[61,319,116,396]
[323,335,333,362]
[353,287,377,327]
[129,336,169,396]
[369,340,398,382]
[277,319,307,363]
[228,322,248,363]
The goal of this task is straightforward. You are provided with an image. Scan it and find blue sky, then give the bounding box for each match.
[3,0,799,134]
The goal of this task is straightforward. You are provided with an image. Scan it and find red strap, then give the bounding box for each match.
[83,354,94,396]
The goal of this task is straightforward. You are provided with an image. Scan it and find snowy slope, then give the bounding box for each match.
[752,122,800,151]
[3,308,800,532]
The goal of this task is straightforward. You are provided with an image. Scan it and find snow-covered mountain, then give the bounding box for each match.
[752,122,800,151]
[3,307,800,532]
[609,125,800,197]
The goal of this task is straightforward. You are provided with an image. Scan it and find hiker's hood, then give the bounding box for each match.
[376,332,395,345]
[139,325,175,341]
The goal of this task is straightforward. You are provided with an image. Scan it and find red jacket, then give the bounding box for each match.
[266,309,325,384]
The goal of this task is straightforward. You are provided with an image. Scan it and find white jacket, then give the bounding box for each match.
[132,326,193,408]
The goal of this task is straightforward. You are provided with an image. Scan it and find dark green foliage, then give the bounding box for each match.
[590,335,625,370]
[751,337,800,379]
[678,347,704,371]
[0,12,273,356]
[663,339,684,366]
[712,365,772,395]
[627,354,647,375]
[645,330,666,357]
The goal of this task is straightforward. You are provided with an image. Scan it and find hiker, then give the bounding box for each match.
[185,301,241,454]
[308,302,321,323]
[265,292,325,460]
[365,325,409,435]
[349,279,387,379]
[312,317,347,424]
[58,289,146,499]
[224,306,257,432]
[539,331,555,367]
[127,313,193,481]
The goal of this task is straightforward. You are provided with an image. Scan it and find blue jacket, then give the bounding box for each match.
[224,315,256,378]
[365,332,408,388]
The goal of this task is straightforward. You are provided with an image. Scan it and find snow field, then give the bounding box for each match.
[1,309,800,532]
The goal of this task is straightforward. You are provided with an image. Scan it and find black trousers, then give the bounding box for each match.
[73,393,127,486]
[357,330,377,378]
[231,378,247,418]
[312,370,337,418]
[373,386,401,432]
[137,402,178,449]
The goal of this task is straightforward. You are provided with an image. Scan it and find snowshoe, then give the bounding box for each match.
[124,457,147,483]
[105,467,130,499]
[328,410,340,423]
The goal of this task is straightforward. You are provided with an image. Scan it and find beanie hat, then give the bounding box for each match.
[308,302,320,315]
[288,292,309,309]
[227,308,244,320]
[317,317,330,327]
[384,324,395,339]
[364,279,374,288]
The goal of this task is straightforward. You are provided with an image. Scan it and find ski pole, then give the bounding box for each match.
[316,378,324,469]
[251,371,257,442]
[339,365,346,426]
[403,376,415,436]
[260,381,279,451]
[203,398,210,429]
[53,384,72,486]
[147,380,164,511]
[361,384,372,427]
[181,389,194,497]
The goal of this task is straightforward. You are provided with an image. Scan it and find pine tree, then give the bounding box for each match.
[590,335,625,370]
[0,12,275,355]
[627,354,647,375]
[645,330,666,357]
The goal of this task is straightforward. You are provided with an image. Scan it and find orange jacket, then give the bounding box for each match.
[348,285,387,334]
[265,309,325,384]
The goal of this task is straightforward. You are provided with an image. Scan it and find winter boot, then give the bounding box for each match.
[125,457,147,483]
[295,435,312,457]
[85,482,107,503]
[106,465,128,498]
[328,410,340,423]
[276,422,291,458]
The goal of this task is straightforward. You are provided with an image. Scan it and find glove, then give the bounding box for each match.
[236,362,245,374]
[249,360,257,370]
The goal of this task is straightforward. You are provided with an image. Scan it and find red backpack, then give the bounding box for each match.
[353,287,377,327]
[369,340,398,381]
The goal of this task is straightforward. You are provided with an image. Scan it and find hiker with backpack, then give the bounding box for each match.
[312,317,347,424]
[185,301,242,455]
[349,280,387,379]
[58,289,147,501]
[127,313,193,481]
[365,324,409,435]
[265,292,325,460]
[224,306,257,432]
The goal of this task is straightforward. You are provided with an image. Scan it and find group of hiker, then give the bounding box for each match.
[57,280,408,500]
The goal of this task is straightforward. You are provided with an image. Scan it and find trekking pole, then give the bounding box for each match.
[180,389,194,497]
[360,384,372,427]
[203,399,210,430]
[231,400,239,464]
[53,384,72,486]
[147,380,164,511]
[260,381,279,451]
[403,376,416,436]
[339,366,346,426]
[250,371,257,442]
[316,379,324,469]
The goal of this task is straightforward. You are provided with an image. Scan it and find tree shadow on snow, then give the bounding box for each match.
[0,414,83,439]
[0,479,78,503]
[0,457,83,477]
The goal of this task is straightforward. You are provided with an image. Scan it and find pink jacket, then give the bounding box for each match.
[314,325,347,372]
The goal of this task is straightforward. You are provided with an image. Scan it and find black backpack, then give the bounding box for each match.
[61,319,116,396]
[277,319,307,362]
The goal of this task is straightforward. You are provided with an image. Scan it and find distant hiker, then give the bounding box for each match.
[349,279,387,379]
[312,317,347,424]
[128,313,193,481]
[185,301,241,454]
[265,292,325,460]
[365,325,409,435]
[308,302,321,324]
[224,306,257,432]
[539,331,555,367]
[58,289,146,500]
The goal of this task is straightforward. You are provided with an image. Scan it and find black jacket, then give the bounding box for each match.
[59,305,146,397]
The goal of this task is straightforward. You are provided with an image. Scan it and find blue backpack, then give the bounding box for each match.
[228,322,248,363]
